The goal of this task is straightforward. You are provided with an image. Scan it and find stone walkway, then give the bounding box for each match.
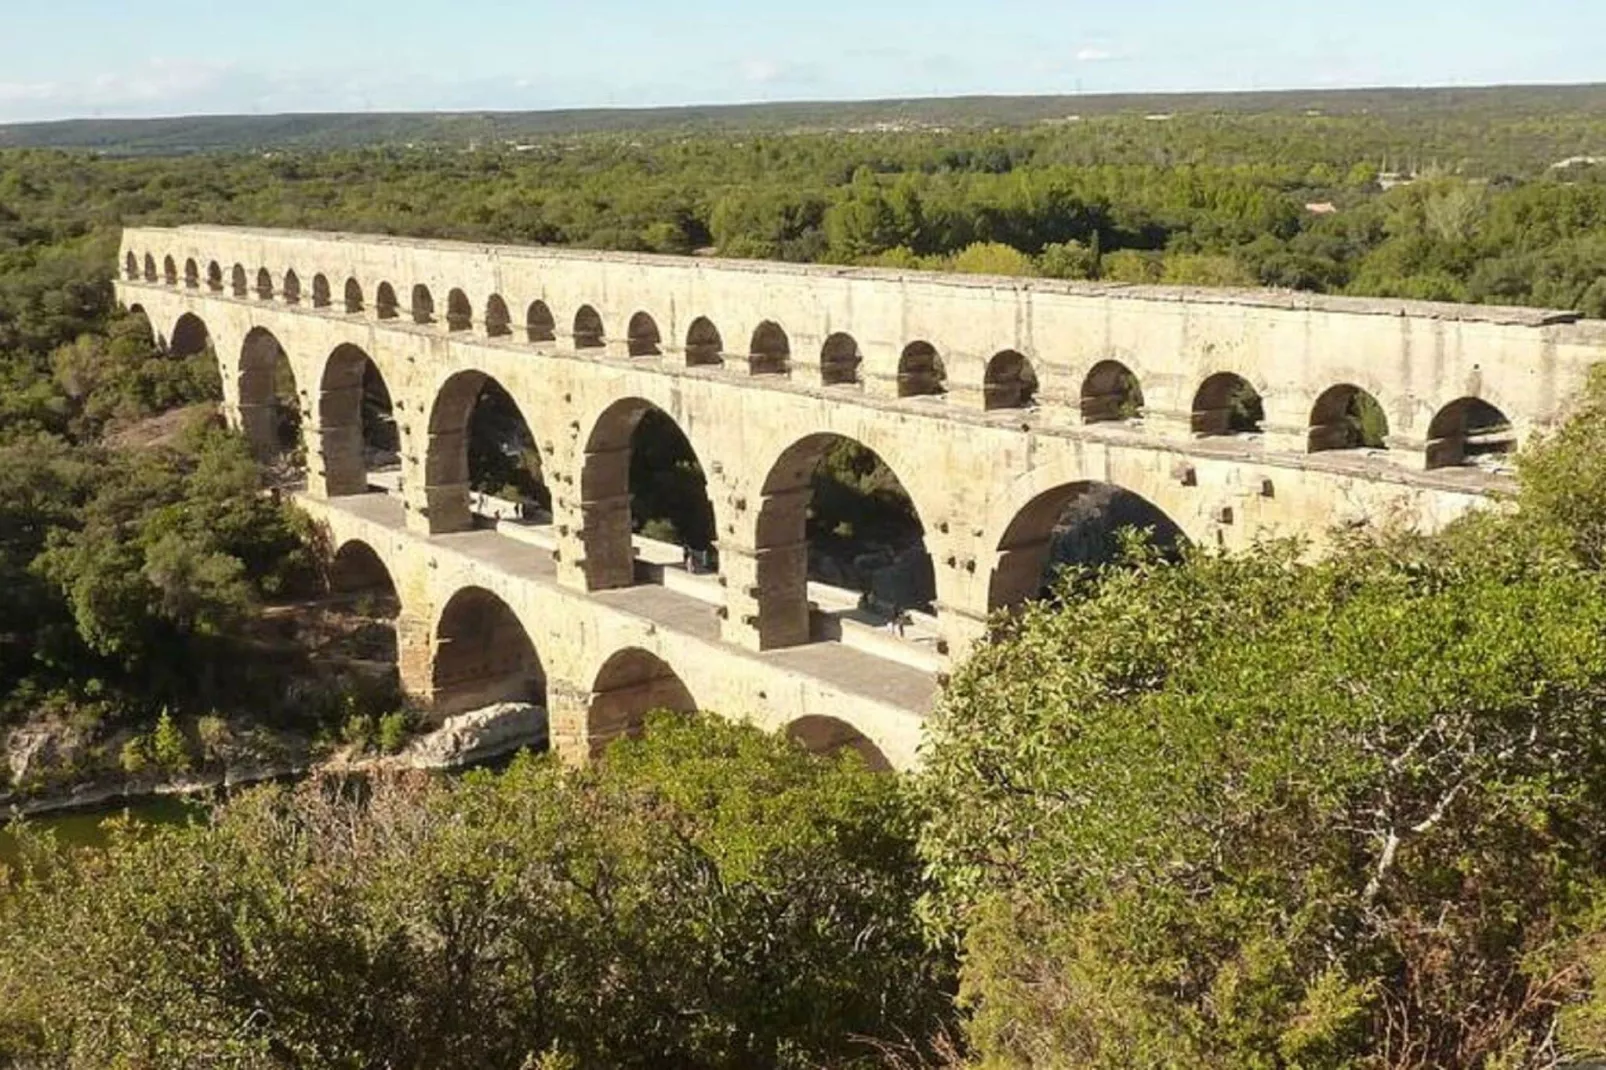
[328,492,939,713]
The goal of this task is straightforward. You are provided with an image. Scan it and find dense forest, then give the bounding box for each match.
[4,94,1606,1066]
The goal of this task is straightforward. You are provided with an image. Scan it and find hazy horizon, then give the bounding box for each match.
[4,78,1605,129]
[3,0,1601,125]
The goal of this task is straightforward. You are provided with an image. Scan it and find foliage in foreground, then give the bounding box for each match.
[918,513,1606,1068]
[0,715,953,1069]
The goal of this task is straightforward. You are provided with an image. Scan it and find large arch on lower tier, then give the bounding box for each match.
[316,343,398,497]
[430,586,546,716]
[586,647,698,756]
[985,477,1191,611]
[750,432,934,650]
[786,715,891,772]
[327,538,402,666]
[577,397,718,589]
[237,326,302,467]
[423,368,546,534]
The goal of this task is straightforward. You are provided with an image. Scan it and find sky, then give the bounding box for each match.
[0,0,1601,124]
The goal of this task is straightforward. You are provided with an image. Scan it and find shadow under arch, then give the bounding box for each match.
[169,311,212,359]
[685,316,723,366]
[787,715,891,772]
[1192,371,1264,436]
[627,311,662,357]
[752,432,933,650]
[988,480,1188,611]
[984,350,1037,410]
[1309,383,1389,452]
[317,343,398,496]
[1425,395,1516,469]
[898,341,946,398]
[423,368,546,534]
[821,332,862,387]
[238,326,303,468]
[586,647,697,757]
[327,538,402,666]
[1081,360,1144,423]
[431,586,546,716]
[577,397,717,587]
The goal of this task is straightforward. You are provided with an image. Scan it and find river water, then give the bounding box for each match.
[0,794,209,869]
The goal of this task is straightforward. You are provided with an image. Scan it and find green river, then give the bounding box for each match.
[0,794,209,868]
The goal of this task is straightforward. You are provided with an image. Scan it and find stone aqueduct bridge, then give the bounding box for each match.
[116,225,1606,769]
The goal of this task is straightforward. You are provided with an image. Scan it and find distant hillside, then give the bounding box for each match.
[4,83,1606,155]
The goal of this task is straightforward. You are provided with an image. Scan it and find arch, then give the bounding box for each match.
[1308,384,1389,452]
[988,481,1187,611]
[423,369,546,534]
[169,312,212,359]
[162,256,177,285]
[255,267,274,301]
[1192,372,1264,436]
[311,274,332,309]
[206,261,223,293]
[751,433,933,650]
[573,305,605,349]
[898,341,946,398]
[787,715,890,772]
[577,398,717,587]
[328,539,399,608]
[318,343,399,496]
[820,332,862,387]
[283,269,301,305]
[984,350,1038,410]
[376,282,399,320]
[526,300,556,343]
[231,264,248,297]
[1426,397,1516,469]
[484,294,512,338]
[124,251,138,281]
[183,258,199,289]
[343,277,364,314]
[627,311,662,357]
[685,316,723,366]
[411,284,435,326]
[431,586,545,716]
[328,540,401,667]
[749,320,790,376]
[446,288,473,332]
[238,327,302,466]
[143,253,157,282]
[1081,360,1145,423]
[587,647,697,754]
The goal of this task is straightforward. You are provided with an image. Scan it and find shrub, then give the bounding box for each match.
[0,715,954,1069]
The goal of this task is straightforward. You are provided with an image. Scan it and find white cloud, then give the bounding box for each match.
[1075,47,1116,62]
[739,59,785,84]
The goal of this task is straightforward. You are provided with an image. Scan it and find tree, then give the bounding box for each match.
[918,531,1606,1068]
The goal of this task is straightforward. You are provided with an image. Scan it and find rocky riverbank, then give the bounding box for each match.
[2,703,549,820]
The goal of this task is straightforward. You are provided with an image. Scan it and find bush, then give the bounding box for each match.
[0,715,954,1069]
[341,712,376,753]
[377,710,413,755]
[117,736,149,776]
